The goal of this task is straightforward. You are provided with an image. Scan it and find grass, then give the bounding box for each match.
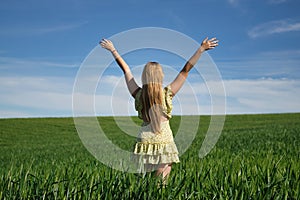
[0,113,299,199]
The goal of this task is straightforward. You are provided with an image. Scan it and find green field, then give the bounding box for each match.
[0,113,299,199]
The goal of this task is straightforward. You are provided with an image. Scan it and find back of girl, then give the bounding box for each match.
[100,36,218,185]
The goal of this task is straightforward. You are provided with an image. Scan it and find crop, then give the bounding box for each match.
[0,113,299,199]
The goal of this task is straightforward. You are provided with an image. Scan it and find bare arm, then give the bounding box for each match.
[170,37,218,96]
[100,39,140,97]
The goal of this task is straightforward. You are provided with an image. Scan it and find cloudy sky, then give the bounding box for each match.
[0,0,300,118]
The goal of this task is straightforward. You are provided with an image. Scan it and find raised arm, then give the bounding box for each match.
[170,37,218,96]
[100,39,140,97]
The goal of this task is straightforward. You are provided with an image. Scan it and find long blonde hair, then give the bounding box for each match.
[141,62,164,133]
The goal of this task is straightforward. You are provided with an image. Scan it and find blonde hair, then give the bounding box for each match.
[141,62,164,133]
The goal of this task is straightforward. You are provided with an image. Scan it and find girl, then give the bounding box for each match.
[100,36,218,183]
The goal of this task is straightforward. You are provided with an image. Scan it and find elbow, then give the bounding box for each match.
[179,70,189,79]
[181,62,193,74]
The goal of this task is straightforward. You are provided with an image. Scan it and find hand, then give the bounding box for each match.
[100,38,116,52]
[200,37,219,51]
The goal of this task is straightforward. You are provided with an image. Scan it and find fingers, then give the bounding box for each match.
[202,37,218,44]
[208,37,219,48]
[209,38,219,46]
[201,36,219,51]
[100,38,113,49]
[99,38,116,52]
[100,39,107,44]
[100,38,111,45]
[208,37,218,43]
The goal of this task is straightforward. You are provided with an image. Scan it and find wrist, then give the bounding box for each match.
[199,46,206,53]
[111,49,117,53]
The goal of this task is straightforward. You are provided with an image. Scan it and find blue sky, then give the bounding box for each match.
[0,0,300,118]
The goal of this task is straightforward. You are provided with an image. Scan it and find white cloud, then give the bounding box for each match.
[168,78,300,114]
[0,21,88,36]
[223,78,300,113]
[87,75,300,116]
[0,76,74,118]
[1,73,300,118]
[0,110,31,118]
[267,0,288,4]
[2,91,72,111]
[248,19,300,38]
[259,49,300,58]
[228,0,239,6]
[0,56,78,69]
[100,75,124,86]
[0,76,73,93]
[166,9,185,28]
[216,49,300,80]
[33,21,88,35]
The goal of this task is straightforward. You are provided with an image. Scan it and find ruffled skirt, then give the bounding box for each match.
[132,121,180,165]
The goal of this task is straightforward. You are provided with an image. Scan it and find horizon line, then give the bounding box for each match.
[1,112,299,120]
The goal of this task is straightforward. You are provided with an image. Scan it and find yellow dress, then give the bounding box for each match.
[132,85,180,165]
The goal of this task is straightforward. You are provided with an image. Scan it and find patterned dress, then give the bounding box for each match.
[132,85,180,165]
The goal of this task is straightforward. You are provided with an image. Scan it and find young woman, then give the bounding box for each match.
[100,36,218,183]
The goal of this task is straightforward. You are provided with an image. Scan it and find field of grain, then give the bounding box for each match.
[0,113,299,199]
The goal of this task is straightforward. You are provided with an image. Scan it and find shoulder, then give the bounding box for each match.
[133,87,142,99]
[162,85,173,118]
[134,88,142,106]
[164,85,174,99]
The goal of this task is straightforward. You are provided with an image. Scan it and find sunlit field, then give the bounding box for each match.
[0,113,299,199]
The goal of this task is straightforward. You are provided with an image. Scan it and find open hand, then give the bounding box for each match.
[100,39,116,52]
[200,37,219,51]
